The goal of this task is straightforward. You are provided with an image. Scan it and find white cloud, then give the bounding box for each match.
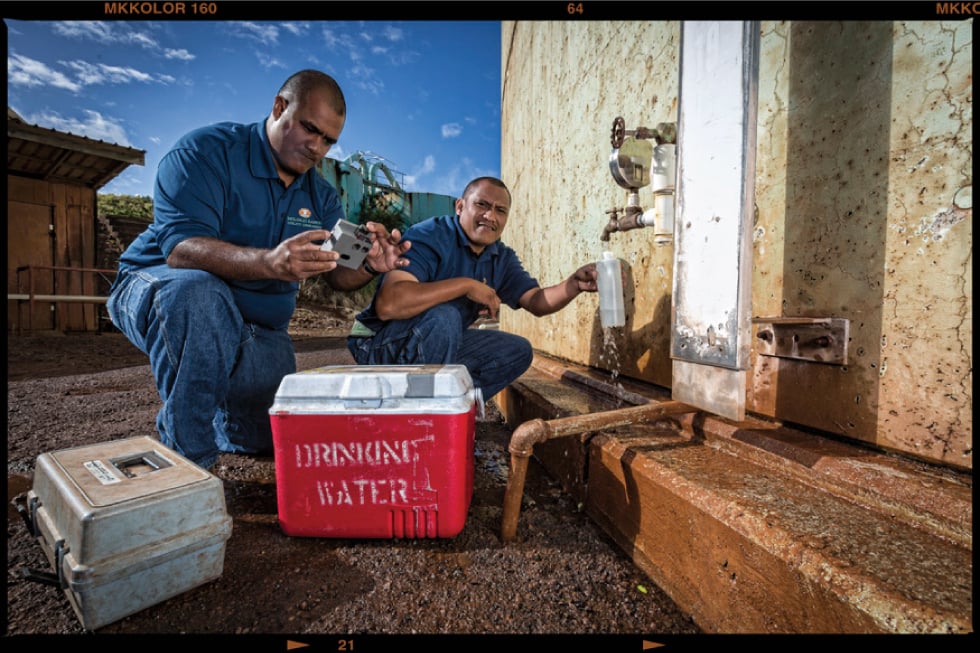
[64,61,155,86]
[280,22,311,37]
[229,22,280,46]
[385,48,421,66]
[441,123,463,138]
[383,26,405,43]
[9,51,173,93]
[129,32,158,50]
[7,53,82,92]
[415,155,436,176]
[351,63,384,95]
[52,21,115,41]
[164,48,195,61]
[402,155,437,193]
[29,109,132,147]
[341,24,417,66]
[256,52,288,71]
[320,26,358,53]
[52,21,159,49]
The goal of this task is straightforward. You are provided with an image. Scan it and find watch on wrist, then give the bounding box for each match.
[362,261,380,276]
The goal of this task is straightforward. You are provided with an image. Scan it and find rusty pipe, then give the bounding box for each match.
[601,200,653,241]
[500,400,697,541]
[614,205,646,231]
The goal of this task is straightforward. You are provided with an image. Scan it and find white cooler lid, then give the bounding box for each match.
[270,364,480,414]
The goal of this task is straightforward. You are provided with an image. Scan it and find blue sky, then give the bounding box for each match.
[5,19,502,199]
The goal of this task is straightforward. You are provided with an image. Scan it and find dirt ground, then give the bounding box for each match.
[5,304,700,640]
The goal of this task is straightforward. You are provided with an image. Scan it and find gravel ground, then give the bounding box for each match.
[6,309,701,642]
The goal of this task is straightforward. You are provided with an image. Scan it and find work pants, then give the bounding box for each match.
[107,265,294,469]
[347,303,533,401]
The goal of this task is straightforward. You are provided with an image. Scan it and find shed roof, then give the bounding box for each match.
[7,108,146,190]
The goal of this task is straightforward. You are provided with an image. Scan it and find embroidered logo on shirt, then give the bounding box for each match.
[287,209,322,230]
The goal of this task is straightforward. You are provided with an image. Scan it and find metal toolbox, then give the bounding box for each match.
[270,364,482,539]
[15,436,233,631]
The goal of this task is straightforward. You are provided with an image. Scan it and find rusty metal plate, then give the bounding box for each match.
[752,317,850,366]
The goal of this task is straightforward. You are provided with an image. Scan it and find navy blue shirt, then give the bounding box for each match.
[117,119,345,330]
[355,214,539,332]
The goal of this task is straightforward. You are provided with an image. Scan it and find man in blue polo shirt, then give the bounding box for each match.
[348,176,598,402]
[108,69,410,470]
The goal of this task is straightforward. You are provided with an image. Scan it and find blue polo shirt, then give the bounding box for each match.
[117,119,344,330]
[355,214,539,333]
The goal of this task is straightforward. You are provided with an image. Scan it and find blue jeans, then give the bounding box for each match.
[107,265,295,469]
[347,304,533,400]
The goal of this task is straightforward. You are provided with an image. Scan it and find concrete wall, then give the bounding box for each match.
[499,21,972,471]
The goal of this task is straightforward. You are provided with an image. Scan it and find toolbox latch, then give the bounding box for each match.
[12,496,71,590]
[18,538,69,589]
[12,495,71,588]
[13,493,43,537]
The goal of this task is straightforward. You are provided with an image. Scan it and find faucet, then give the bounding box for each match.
[601,208,620,242]
[600,192,654,241]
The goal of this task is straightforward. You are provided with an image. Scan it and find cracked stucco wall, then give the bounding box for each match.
[499,21,971,470]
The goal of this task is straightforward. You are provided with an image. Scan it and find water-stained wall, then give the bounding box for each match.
[499,21,972,470]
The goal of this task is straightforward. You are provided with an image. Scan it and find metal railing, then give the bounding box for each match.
[9,265,117,333]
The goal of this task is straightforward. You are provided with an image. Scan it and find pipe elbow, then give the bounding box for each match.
[508,418,549,458]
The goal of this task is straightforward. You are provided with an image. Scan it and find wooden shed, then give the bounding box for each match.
[7,108,145,333]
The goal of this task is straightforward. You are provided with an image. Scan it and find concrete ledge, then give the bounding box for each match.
[496,354,973,634]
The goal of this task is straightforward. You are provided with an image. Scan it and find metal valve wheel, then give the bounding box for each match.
[610,116,626,149]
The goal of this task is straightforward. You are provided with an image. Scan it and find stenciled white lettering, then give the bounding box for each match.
[294,435,433,469]
[315,478,409,506]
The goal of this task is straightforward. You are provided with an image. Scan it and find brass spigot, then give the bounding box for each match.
[601,207,621,242]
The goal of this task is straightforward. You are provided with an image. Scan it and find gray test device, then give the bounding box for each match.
[320,219,372,269]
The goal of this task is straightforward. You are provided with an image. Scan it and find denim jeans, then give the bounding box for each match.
[347,303,533,400]
[107,265,295,469]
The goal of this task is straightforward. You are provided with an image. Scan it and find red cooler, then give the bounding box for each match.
[270,364,482,538]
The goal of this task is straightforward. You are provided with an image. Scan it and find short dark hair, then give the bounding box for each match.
[278,69,346,117]
[462,176,511,205]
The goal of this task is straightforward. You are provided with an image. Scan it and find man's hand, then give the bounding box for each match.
[360,221,411,274]
[570,262,599,294]
[266,230,339,282]
[466,279,501,320]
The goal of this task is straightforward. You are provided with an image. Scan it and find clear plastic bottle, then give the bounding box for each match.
[597,251,625,328]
